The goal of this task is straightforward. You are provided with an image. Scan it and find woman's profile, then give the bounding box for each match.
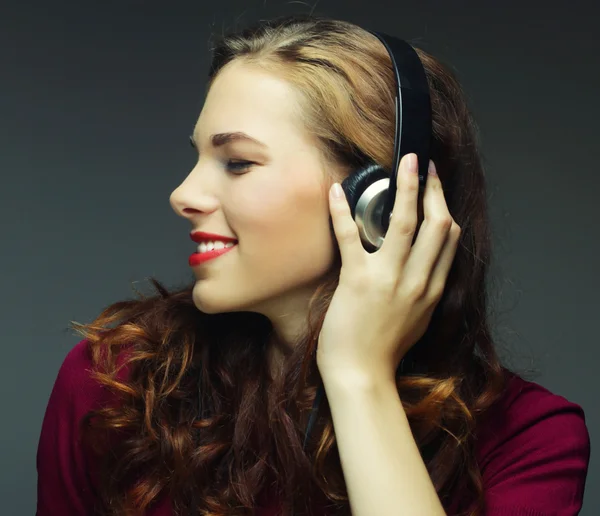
[36,14,590,516]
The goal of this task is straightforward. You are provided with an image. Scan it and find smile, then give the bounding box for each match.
[189,243,237,266]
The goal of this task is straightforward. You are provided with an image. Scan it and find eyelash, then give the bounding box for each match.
[189,139,253,175]
[225,160,254,174]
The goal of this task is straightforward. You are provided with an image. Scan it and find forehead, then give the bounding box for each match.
[194,61,304,143]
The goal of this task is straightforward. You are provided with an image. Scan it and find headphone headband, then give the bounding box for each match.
[366,30,432,233]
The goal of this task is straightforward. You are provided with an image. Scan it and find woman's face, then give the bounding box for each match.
[170,60,338,343]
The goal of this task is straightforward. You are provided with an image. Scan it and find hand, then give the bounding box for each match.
[316,154,461,384]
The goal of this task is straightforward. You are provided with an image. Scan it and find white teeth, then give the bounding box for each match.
[197,241,236,253]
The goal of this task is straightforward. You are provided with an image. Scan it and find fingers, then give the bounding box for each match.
[379,153,421,265]
[329,182,365,271]
[328,153,461,293]
[405,160,460,296]
[429,220,461,299]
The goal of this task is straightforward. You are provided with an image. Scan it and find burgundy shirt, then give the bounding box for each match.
[37,339,591,515]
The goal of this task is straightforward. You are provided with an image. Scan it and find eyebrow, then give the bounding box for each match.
[189,131,268,150]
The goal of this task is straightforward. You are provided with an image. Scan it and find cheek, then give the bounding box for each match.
[230,183,287,235]
[232,178,318,232]
[232,180,333,265]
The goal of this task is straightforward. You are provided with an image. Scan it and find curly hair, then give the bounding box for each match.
[71,14,513,516]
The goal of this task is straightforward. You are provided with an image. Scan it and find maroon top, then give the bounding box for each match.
[37,339,591,515]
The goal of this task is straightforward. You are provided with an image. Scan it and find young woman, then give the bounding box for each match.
[36,14,590,516]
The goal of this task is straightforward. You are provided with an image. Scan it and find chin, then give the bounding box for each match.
[192,284,230,315]
[191,283,254,315]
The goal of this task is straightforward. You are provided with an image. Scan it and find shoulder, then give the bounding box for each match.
[37,338,135,514]
[475,370,590,462]
[54,338,98,390]
[49,338,130,411]
[474,370,591,513]
[39,337,134,447]
[49,338,103,410]
[37,339,107,513]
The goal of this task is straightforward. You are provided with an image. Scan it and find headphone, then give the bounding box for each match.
[304,29,432,451]
[337,30,432,253]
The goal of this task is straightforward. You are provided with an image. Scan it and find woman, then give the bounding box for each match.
[36,14,590,516]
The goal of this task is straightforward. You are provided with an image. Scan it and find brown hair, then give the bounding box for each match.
[72,14,512,516]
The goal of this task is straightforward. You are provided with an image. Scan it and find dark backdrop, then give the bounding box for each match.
[1,0,598,514]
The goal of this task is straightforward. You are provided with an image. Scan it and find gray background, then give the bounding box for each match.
[2,0,597,514]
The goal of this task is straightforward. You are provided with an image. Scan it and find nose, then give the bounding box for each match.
[169,167,220,220]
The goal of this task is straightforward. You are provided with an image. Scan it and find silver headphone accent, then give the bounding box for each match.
[354,177,393,251]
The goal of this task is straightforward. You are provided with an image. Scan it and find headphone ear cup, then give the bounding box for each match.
[341,162,389,220]
[328,162,391,252]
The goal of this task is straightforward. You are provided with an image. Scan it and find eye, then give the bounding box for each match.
[226,160,254,174]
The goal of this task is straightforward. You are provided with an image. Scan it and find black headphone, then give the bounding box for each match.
[304,30,432,451]
[338,30,432,253]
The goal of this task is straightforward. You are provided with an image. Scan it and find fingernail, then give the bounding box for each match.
[406,153,417,173]
[331,182,344,199]
[428,160,437,176]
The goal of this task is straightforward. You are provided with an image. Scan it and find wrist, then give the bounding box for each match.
[318,363,396,393]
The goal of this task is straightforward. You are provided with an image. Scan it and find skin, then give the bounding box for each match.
[169,60,339,376]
